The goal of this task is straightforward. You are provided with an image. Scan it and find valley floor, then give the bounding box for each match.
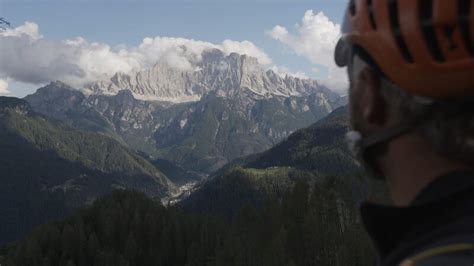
[161,181,200,205]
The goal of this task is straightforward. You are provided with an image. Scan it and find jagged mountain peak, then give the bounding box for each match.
[49,80,75,89]
[201,48,226,62]
[227,52,260,67]
[24,82,91,123]
[84,50,330,103]
[28,81,85,101]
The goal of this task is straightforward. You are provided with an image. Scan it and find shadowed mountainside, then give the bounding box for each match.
[0,97,176,244]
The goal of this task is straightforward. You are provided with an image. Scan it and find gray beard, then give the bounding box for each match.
[348,87,385,180]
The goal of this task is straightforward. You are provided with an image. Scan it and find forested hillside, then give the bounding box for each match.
[245,106,353,175]
[0,181,374,266]
[0,97,176,244]
[0,101,381,265]
[214,106,356,178]
[181,106,370,219]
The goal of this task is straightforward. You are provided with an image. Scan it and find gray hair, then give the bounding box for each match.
[352,55,474,166]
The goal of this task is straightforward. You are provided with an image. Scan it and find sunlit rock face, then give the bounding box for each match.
[85,49,332,103]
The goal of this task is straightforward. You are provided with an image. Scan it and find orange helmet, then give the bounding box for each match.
[335,0,474,100]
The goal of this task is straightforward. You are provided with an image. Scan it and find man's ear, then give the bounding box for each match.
[358,67,387,127]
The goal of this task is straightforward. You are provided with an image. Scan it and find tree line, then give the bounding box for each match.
[0,176,374,266]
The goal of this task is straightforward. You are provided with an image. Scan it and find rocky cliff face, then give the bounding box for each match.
[26,51,346,174]
[84,49,335,103]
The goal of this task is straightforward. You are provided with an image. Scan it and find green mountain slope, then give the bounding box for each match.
[180,106,373,218]
[151,159,203,186]
[0,186,373,266]
[24,81,115,136]
[182,167,314,219]
[213,105,357,177]
[0,104,378,265]
[180,106,388,219]
[26,81,346,174]
[244,105,357,176]
[0,97,176,244]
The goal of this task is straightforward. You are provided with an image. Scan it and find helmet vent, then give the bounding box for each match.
[388,0,414,63]
[458,0,474,56]
[419,0,445,62]
[367,0,378,30]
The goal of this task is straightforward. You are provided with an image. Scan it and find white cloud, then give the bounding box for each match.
[1,21,42,39]
[0,22,272,88]
[0,79,10,95]
[221,40,271,65]
[269,10,348,93]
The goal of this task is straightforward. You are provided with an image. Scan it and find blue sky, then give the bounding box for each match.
[0,0,348,97]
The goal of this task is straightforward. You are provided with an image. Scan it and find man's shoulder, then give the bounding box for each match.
[399,243,474,266]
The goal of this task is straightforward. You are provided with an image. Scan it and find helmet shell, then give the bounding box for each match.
[338,0,474,100]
